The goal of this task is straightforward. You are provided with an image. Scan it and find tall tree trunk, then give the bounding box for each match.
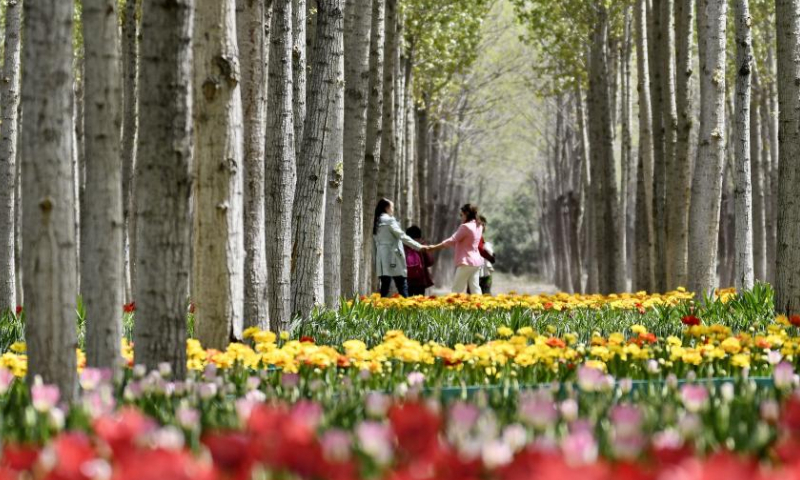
[361,0,384,293]
[21,0,78,398]
[661,0,681,289]
[751,73,767,282]
[575,83,592,293]
[775,0,800,313]
[635,0,655,292]
[192,0,245,348]
[266,0,296,330]
[238,0,271,330]
[688,0,727,298]
[0,0,22,313]
[322,0,345,307]
[293,0,307,154]
[672,0,693,288]
[588,5,624,294]
[649,0,667,292]
[416,104,429,240]
[133,0,193,377]
[340,0,371,299]
[82,0,124,368]
[733,0,754,291]
[293,0,344,318]
[766,43,779,284]
[121,0,138,303]
[377,0,397,200]
[620,7,633,286]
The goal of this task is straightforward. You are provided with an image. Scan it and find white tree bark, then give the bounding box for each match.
[322,0,345,307]
[134,0,194,377]
[265,0,297,330]
[238,0,271,330]
[688,0,727,297]
[776,0,800,313]
[751,75,767,282]
[0,0,22,313]
[121,0,138,303]
[21,0,78,399]
[293,0,307,154]
[360,0,384,293]
[634,0,655,292]
[192,0,245,348]
[293,0,344,317]
[340,0,372,299]
[733,0,754,291]
[376,0,397,200]
[82,0,124,368]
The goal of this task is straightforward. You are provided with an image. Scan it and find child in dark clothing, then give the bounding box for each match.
[404,226,435,296]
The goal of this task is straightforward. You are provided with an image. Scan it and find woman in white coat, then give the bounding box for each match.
[373,198,423,297]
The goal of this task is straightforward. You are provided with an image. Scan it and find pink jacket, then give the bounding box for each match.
[442,220,484,267]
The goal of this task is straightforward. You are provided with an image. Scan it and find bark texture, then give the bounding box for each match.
[237,0,271,329]
[341,0,372,298]
[377,0,397,200]
[751,76,767,282]
[588,6,625,294]
[292,0,307,153]
[688,0,727,297]
[121,0,138,302]
[360,0,384,293]
[322,0,345,307]
[265,0,296,331]
[0,0,22,312]
[733,0,754,291]
[192,0,245,348]
[133,0,194,377]
[292,0,344,317]
[672,0,693,288]
[635,0,655,292]
[775,0,800,313]
[21,0,78,399]
[82,0,124,368]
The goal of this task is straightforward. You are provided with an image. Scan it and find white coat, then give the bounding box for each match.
[373,213,423,277]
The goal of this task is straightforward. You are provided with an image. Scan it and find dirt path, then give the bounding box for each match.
[430,272,558,296]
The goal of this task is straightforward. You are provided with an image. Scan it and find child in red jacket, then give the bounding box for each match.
[404,226,435,296]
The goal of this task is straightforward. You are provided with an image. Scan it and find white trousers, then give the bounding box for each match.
[453,265,481,294]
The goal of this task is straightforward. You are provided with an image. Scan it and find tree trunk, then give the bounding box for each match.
[775,0,800,313]
[265,0,296,330]
[661,0,680,289]
[416,104,429,240]
[732,0,754,291]
[340,0,371,299]
[588,6,624,294]
[621,7,633,287]
[672,0,693,288]
[634,0,655,292]
[293,0,344,318]
[133,0,193,377]
[377,0,397,200]
[0,0,22,313]
[361,0,384,293]
[238,0,271,330]
[766,44,779,284]
[192,0,245,348]
[649,0,667,292]
[688,0,727,298]
[121,0,138,303]
[82,0,124,368]
[322,0,345,307]
[21,0,78,398]
[751,76,767,282]
[293,0,307,154]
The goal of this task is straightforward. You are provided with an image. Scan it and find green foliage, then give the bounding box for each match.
[402,0,493,104]
[489,189,540,276]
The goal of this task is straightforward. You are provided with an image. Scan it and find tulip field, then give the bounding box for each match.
[5,285,800,479]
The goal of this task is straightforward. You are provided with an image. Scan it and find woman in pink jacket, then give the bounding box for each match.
[426,204,484,294]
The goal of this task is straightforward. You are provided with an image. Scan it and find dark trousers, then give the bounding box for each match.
[380,276,409,297]
[408,285,427,297]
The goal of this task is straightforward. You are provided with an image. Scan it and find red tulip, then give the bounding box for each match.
[681,315,701,326]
